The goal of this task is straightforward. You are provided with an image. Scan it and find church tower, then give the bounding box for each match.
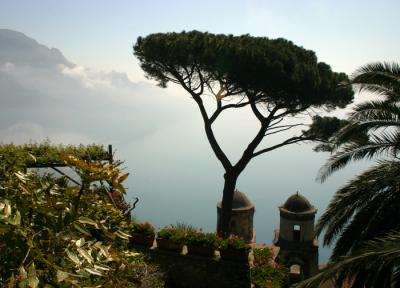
[217,190,255,243]
[274,192,319,281]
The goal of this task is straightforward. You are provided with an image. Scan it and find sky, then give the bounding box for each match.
[2,0,400,81]
[1,0,399,263]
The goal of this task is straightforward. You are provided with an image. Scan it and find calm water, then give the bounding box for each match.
[116,113,369,264]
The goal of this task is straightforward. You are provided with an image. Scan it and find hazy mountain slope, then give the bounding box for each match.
[0,29,189,144]
[0,29,71,68]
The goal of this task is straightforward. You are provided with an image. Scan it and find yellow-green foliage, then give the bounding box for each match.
[0,151,163,287]
[0,141,109,168]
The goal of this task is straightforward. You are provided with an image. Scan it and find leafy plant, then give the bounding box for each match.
[130,222,156,238]
[171,222,196,234]
[251,248,286,288]
[184,230,221,248]
[0,147,163,287]
[220,235,248,250]
[0,141,109,169]
[157,226,186,243]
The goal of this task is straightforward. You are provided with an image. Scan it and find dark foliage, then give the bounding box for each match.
[134,31,353,110]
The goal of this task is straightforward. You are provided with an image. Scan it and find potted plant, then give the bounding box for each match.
[156,225,186,252]
[185,230,221,257]
[129,221,155,247]
[219,235,250,262]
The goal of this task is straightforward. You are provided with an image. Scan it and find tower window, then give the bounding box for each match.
[293,224,301,241]
[290,264,301,275]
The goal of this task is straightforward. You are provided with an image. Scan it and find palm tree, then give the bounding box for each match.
[318,62,400,182]
[302,62,400,287]
[317,160,400,260]
[296,231,400,288]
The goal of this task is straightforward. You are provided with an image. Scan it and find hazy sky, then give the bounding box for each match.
[1,0,399,262]
[2,0,399,81]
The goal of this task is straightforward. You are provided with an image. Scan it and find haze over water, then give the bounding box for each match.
[120,108,369,264]
[1,0,398,264]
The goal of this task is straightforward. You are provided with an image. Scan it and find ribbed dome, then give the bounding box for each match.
[217,190,254,209]
[282,193,313,212]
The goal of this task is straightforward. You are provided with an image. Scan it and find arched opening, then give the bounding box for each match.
[293,224,301,241]
[290,264,301,275]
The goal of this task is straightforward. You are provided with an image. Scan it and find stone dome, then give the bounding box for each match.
[282,193,313,213]
[217,190,254,209]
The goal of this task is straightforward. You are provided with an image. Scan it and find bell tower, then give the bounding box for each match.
[217,190,255,243]
[274,192,319,281]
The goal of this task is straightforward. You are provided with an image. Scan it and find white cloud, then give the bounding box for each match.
[0,50,192,146]
[1,61,15,72]
[60,64,115,89]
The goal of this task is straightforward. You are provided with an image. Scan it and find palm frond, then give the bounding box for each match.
[295,231,400,288]
[351,62,400,100]
[317,161,400,255]
[329,189,400,260]
[318,131,400,182]
[349,100,400,121]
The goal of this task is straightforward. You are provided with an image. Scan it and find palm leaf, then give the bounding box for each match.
[350,100,400,121]
[317,161,400,256]
[318,131,400,182]
[295,231,400,288]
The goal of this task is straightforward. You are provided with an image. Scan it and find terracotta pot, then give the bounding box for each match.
[156,238,184,252]
[220,248,249,262]
[129,234,154,247]
[187,244,216,257]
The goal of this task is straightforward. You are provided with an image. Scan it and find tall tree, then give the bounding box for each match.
[304,62,400,287]
[134,31,353,235]
[317,63,400,253]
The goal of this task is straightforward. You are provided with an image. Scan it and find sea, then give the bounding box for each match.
[116,108,370,264]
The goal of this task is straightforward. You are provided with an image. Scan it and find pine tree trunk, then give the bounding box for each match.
[217,171,239,236]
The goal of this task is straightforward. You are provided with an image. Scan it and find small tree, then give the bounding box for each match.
[134,31,354,235]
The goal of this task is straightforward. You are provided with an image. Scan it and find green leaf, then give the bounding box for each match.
[93,264,111,271]
[77,247,94,264]
[78,217,99,228]
[56,270,69,283]
[75,238,85,247]
[0,224,11,235]
[115,230,130,240]
[73,223,92,236]
[84,267,103,276]
[65,249,80,266]
[27,263,39,288]
[118,173,129,183]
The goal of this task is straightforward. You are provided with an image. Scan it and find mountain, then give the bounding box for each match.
[0,29,189,144]
[0,29,71,68]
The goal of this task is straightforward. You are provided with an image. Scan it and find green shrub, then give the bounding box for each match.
[131,222,156,238]
[0,146,163,287]
[184,230,221,248]
[157,226,185,243]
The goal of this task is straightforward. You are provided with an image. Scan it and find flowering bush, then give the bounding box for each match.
[251,248,286,288]
[157,226,186,243]
[220,234,248,250]
[184,230,222,248]
[131,222,156,238]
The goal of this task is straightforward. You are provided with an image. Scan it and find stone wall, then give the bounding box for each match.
[133,245,251,288]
